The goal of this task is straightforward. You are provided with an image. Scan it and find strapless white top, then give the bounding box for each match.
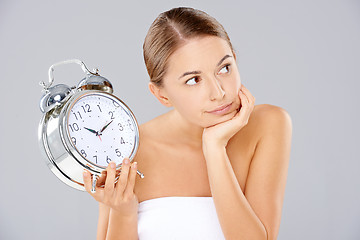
[137,196,226,240]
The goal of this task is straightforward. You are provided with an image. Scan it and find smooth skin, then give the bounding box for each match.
[83,158,139,239]
[83,36,292,240]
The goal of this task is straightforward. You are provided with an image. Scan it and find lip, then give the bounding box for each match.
[207,102,233,115]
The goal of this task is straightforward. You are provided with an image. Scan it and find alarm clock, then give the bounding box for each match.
[38,59,144,193]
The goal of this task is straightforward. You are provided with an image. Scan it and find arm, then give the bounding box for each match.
[96,203,139,240]
[203,106,292,240]
[97,203,110,240]
[242,107,292,240]
[203,144,268,240]
[105,209,138,240]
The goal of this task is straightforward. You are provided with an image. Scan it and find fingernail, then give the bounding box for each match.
[124,158,130,164]
[83,171,88,177]
[133,162,137,168]
[110,162,116,169]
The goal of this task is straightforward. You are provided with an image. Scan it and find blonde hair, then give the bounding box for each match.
[143,7,235,88]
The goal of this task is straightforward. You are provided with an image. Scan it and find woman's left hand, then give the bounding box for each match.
[202,84,255,148]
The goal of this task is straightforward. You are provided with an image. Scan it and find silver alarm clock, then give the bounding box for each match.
[38,59,144,193]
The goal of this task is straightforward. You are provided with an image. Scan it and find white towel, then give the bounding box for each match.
[137,196,226,240]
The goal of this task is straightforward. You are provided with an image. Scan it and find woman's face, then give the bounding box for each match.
[157,36,241,128]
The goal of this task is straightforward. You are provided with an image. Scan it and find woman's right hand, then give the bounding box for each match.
[83,157,139,218]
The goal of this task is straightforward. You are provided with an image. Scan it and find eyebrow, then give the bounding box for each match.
[178,54,233,80]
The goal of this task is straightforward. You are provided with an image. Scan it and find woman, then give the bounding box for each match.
[83,7,292,240]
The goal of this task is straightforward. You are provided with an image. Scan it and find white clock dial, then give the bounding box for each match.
[66,93,137,167]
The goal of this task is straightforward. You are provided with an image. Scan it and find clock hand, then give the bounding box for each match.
[96,120,113,141]
[84,127,102,141]
[99,120,113,134]
[84,127,99,135]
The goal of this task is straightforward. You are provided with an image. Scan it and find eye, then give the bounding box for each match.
[218,64,230,74]
[185,76,200,86]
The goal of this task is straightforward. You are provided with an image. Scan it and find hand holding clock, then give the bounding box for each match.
[83,157,139,218]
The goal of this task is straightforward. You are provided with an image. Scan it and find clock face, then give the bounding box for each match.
[66,92,138,167]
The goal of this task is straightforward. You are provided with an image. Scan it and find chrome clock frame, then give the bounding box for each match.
[38,59,142,192]
[38,90,140,191]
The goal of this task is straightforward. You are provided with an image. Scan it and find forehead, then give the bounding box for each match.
[166,36,233,73]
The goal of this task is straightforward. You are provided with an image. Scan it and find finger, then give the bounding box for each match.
[241,89,254,116]
[237,92,250,119]
[239,88,249,107]
[123,161,137,197]
[240,87,255,122]
[240,85,255,104]
[83,170,93,194]
[241,89,252,110]
[241,87,255,116]
[116,157,131,197]
[104,161,117,196]
[96,171,107,186]
[83,170,104,199]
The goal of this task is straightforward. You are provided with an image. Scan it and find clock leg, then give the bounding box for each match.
[136,170,145,179]
[91,174,99,193]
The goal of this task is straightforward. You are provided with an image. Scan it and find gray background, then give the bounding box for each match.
[0,0,359,239]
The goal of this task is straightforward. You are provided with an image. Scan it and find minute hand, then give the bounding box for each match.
[99,120,113,135]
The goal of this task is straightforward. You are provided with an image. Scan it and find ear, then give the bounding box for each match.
[148,82,172,107]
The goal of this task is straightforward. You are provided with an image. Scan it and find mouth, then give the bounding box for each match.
[207,102,233,115]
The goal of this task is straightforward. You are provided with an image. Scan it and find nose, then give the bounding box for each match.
[208,77,225,101]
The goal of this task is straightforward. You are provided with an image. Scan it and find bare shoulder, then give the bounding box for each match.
[234,104,292,145]
[250,104,292,134]
[138,112,169,140]
[252,103,291,119]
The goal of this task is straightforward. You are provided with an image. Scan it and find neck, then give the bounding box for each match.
[167,109,204,149]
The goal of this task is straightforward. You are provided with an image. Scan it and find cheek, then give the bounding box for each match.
[230,72,241,97]
[229,67,241,90]
[171,93,202,116]
[233,74,241,92]
[224,77,241,99]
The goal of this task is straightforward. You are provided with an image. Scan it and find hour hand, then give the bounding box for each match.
[84,127,99,135]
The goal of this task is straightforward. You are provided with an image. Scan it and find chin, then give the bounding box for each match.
[204,109,238,128]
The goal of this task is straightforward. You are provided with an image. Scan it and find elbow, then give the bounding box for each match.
[259,223,269,240]
[263,226,280,240]
[262,226,268,240]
